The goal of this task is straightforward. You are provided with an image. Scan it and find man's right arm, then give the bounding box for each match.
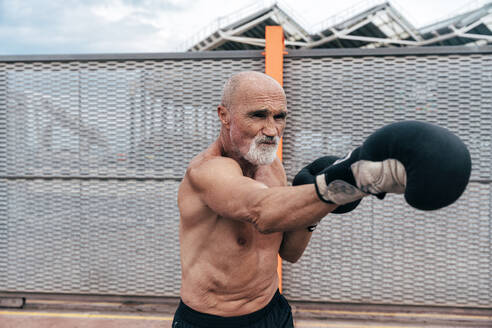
[187,157,337,234]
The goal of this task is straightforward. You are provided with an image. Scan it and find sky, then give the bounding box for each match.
[0,0,484,55]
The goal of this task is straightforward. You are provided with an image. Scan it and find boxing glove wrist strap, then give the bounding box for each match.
[350,159,407,194]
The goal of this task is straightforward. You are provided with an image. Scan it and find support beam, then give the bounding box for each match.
[218,31,308,47]
[459,33,492,42]
[307,15,376,48]
[385,6,422,41]
[227,11,274,38]
[264,25,286,293]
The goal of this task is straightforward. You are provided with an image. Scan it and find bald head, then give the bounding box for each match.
[220,71,285,110]
[217,71,287,165]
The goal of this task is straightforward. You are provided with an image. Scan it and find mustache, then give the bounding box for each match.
[255,135,280,145]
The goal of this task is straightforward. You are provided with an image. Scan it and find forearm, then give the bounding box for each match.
[248,184,337,233]
[279,229,313,263]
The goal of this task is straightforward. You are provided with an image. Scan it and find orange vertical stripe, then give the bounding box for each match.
[264,25,284,85]
[264,25,286,294]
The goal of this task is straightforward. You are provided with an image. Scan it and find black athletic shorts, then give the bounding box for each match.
[172,290,294,328]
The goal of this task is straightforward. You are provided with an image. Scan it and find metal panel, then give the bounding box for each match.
[0,57,263,296]
[1,45,490,63]
[284,45,492,58]
[282,183,491,307]
[0,58,263,179]
[0,49,491,307]
[281,53,492,307]
[282,54,492,181]
[0,179,181,295]
[0,50,266,62]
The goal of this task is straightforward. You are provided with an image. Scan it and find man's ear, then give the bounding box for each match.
[217,105,230,128]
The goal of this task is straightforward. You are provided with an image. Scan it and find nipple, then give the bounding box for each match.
[237,237,247,246]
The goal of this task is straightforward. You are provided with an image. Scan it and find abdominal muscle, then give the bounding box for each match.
[179,215,283,317]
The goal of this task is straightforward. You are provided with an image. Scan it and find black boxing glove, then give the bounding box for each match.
[315,120,472,211]
[293,155,362,214]
[357,120,471,210]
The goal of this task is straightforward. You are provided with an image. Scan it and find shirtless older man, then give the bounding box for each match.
[173,71,337,328]
[172,70,471,327]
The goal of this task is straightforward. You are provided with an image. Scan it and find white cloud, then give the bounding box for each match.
[91,0,136,22]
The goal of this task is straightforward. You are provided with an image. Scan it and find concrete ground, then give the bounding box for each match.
[1,297,491,328]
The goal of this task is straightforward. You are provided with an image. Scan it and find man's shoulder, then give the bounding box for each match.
[185,151,241,190]
[188,152,239,174]
[189,152,235,169]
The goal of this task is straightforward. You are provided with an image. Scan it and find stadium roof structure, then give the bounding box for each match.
[184,0,492,51]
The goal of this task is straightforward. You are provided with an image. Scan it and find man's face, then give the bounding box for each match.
[228,85,287,165]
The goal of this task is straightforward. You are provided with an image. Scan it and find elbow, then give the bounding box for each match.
[247,203,279,234]
[252,217,277,234]
[248,207,278,234]
[257,225,276,234]
[246,191,283,234]
[280,252,301,264]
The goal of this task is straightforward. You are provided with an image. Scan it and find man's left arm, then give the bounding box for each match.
[277,162,314,264]
[279,229,313,263]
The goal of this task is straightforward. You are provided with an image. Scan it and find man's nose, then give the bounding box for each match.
[262,119,277,137]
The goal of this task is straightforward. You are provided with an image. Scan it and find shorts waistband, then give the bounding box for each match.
[176,290,283,328]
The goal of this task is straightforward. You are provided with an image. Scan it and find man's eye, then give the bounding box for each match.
[274,114,286,120]
[252,113,266,118]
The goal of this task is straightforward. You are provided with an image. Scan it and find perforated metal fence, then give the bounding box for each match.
[281,51,492,307]
[0,54,264,297]
[0,47,491,307]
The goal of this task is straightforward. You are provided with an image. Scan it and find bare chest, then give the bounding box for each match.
[222,166,285,249]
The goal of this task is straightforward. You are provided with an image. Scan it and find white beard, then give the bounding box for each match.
[244,135,280,165]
